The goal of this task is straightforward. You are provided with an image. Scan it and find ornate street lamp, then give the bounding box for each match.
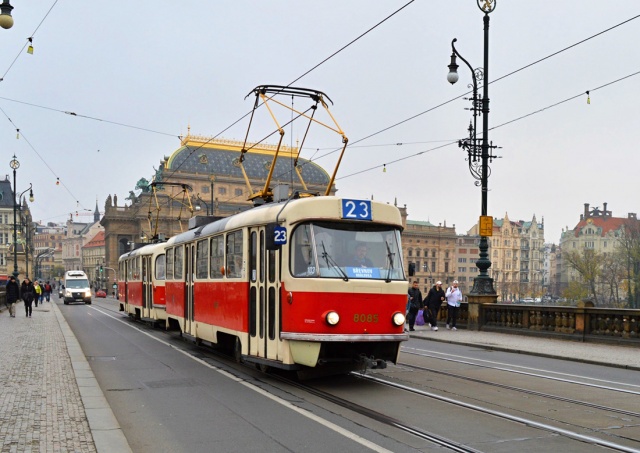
[0,0,14,30]
[447,0,497,297]
[10,155,34,279]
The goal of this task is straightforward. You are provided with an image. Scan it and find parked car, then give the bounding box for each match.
[96,290,107,298]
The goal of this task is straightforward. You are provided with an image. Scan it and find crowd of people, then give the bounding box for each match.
[4,277,54,318]
[406,279,463,331]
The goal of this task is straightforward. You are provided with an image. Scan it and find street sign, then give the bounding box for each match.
[479,215,493,236]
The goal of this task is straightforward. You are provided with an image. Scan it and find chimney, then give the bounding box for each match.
[603,202,608,217]
[584,203,590,218]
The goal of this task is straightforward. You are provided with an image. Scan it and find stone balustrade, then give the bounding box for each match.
[438,302,640,345]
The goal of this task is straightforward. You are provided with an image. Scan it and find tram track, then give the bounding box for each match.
[396,360,640,419]
[87,300,640,452]
[402,348,640,395]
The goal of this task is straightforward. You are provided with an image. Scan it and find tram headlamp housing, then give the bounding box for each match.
[392,312,406,326]
[325,311,340,326]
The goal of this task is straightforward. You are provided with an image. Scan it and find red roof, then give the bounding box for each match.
[573,216,630,237]
[84,230,105,248]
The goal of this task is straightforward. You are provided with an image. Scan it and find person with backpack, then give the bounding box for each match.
[44,281,52,302]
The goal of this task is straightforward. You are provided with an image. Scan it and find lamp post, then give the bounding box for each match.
[447,0,497,297]
[10,155,34,279]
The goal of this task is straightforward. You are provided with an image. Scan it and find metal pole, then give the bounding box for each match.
[12,165,18,278]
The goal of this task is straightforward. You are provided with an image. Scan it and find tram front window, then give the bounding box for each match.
[290,222,405,280]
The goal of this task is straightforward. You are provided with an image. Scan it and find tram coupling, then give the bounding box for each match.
[360,355,387,370]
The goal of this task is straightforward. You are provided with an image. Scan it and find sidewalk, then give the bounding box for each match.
[407,322,640,371]
[0,300,131,453]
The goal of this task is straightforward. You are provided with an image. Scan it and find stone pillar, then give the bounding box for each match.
[466,293,498,331]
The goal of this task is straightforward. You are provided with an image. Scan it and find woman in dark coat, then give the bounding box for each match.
[20,277,35,318]
[424,281,445,331]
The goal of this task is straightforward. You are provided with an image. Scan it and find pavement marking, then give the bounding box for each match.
[89,305,394,453]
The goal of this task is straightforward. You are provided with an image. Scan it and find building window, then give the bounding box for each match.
[458,257,467,263]
[235,188,243,196]
[218,187,227,195]
[202,185,210,194]
[416,249,421,257]
[445,262,449,273]
[431,262,436,272]
[458,267,466,273]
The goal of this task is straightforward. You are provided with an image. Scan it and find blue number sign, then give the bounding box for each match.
[273,226,287,245]
[341,199,372,221]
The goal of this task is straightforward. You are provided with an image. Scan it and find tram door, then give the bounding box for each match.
[184,244,195,336]
[248,228,280,361]
[142,255,152,319]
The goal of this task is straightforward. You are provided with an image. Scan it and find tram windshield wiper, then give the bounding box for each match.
[321,241,349,281]
[385,241,394,283]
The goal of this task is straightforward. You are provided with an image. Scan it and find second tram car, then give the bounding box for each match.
[118,242,167,323]
[118,196,408,375]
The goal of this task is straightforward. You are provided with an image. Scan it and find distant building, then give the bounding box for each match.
[558,202,639,300]
[403,216,457,295]
[0,175,33,280]
[468,213,545,301]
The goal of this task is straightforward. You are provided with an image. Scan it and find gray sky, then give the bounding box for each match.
[2,1,639,243]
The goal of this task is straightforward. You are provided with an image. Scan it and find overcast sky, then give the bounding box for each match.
[1,1,638,243]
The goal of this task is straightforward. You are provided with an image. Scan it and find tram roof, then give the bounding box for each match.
[166,196,403,246]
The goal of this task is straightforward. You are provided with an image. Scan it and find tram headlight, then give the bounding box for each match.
[392,312,406,326]
[325,311,340,326]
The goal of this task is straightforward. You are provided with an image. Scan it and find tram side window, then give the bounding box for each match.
[166,248,174,280]
[127,258,133,281]
[210,236,224,278]
[226,230,243,278]
[196,239,208,279]
[174,246,184,280]
[290,225,317,277]
[155,254,166,280]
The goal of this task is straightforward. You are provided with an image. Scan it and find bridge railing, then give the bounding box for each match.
[438,302,640,346]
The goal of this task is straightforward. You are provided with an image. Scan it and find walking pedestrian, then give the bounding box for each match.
[424,281,446,331]
[445,280,463,331]
[406,281,423,331]
[44,281,52,302]
[5,275,20,317]
[34,280,43,307]
[21,277,35,317]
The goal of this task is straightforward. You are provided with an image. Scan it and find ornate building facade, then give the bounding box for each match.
[101,135,335,272]
[0,176,33,280]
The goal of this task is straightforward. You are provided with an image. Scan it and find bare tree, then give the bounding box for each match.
[564,248,602,304]
[617,219,640,308]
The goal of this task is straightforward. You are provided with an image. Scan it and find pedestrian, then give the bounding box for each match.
[445,280,463,331]
[5,275,20,317]
[406,280,423,331]
[44,281,52,302]
[424,281,446,331]
[34,280,43,307]
[21,277,35,318]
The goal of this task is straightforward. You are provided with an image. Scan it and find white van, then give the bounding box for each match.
[62,270,92,305]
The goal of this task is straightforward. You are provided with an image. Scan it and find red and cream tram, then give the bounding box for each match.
[119,196,408,375]
[118,242,167,323]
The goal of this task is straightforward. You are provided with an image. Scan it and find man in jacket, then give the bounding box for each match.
[424,281,445,331]
[5,275,20,317]
[406,281,423,331]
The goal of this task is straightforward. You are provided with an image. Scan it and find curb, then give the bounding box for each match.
[52,302,133,453]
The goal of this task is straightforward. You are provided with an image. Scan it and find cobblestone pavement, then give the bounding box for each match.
[0,301,97,453]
